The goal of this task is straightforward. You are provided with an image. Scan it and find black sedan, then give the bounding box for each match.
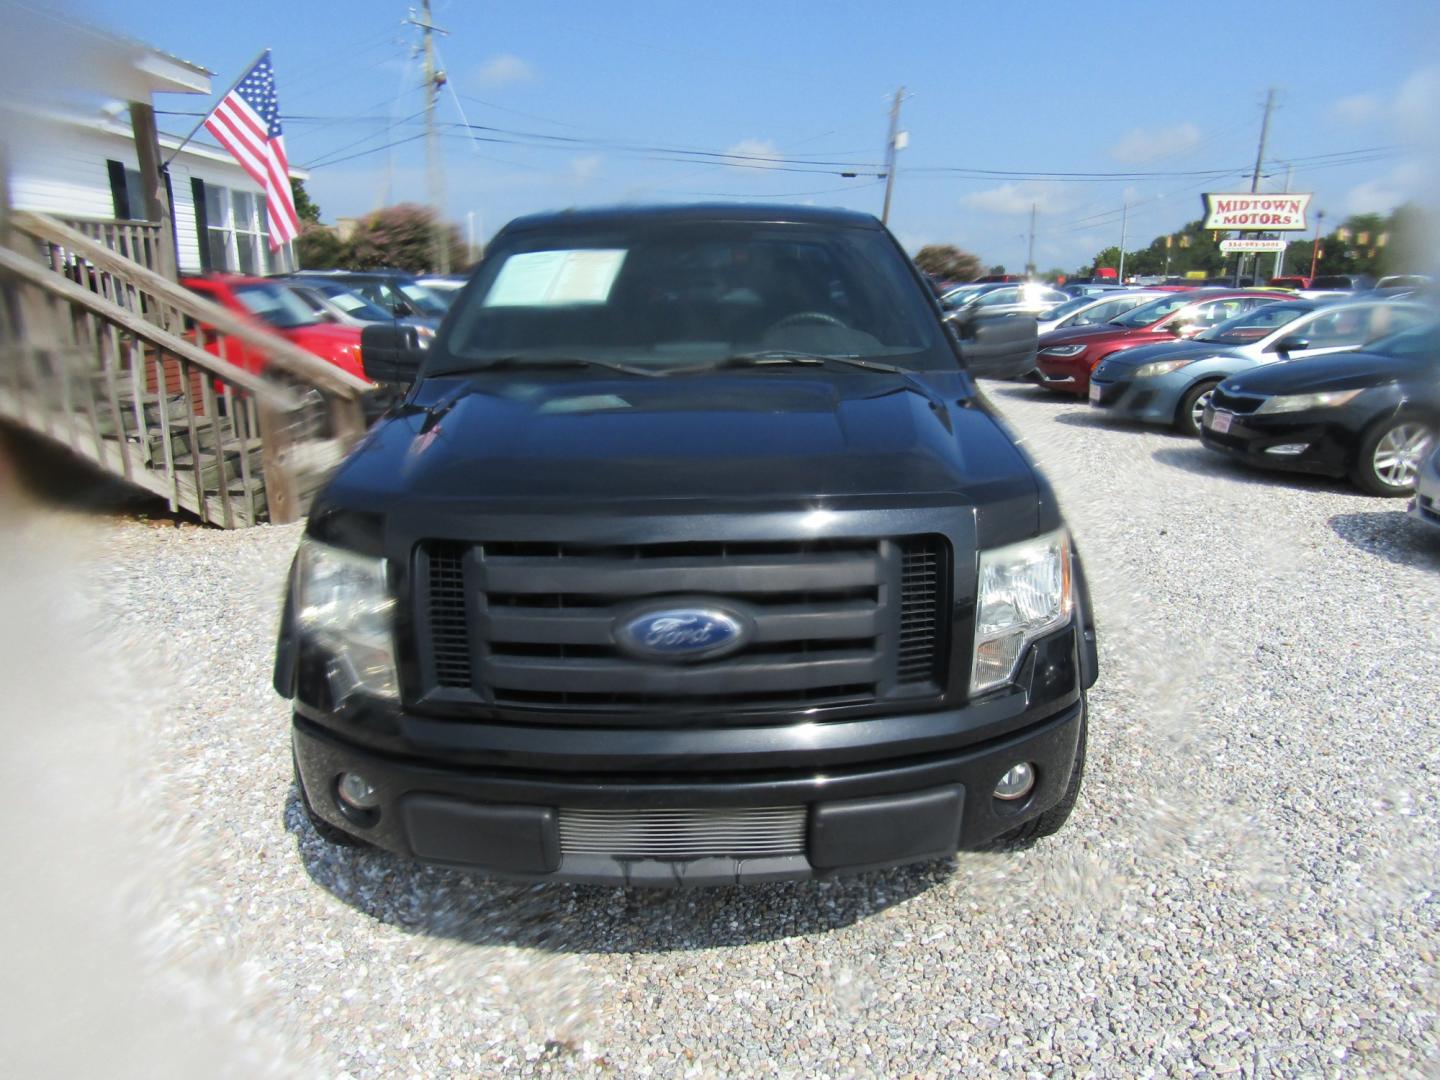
[1198,321,1440,496]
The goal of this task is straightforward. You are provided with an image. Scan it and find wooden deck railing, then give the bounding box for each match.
[60,217,165,275]
[0,211,373,527]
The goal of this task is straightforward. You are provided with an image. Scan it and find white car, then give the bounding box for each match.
[1037,290,1166,336]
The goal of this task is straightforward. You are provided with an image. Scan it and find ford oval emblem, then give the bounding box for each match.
[617,606,747,662]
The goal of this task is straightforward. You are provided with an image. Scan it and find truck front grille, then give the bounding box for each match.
[416,535,949,718]
[557,806,806,858]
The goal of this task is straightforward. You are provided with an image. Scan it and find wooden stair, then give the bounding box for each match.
[0,211,372,527]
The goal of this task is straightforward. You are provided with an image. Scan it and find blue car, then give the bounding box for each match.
[1088,299,1432,435]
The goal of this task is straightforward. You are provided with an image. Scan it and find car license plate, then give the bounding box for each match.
[1209,410,1233,434]
[1088,383,1102,404]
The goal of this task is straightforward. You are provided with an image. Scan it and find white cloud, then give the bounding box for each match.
[1110,122,1201,163]
[961,181,1071,216]
[724,138,782,169]
[473,54,535,87]
[569,155,601,184]
[1394,67,1440,141]
[1343,162,1425,215]
[1332,93,1383,125]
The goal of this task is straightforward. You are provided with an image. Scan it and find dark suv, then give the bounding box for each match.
[275,204,1098,886]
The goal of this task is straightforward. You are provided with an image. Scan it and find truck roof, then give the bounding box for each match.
[502,202,883,234]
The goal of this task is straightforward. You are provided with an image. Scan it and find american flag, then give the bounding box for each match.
[202,51,300,249]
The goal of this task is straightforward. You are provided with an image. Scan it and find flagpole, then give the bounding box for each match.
[161,47,270,168]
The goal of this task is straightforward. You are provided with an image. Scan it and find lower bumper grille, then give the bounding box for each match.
[557,806,807,858]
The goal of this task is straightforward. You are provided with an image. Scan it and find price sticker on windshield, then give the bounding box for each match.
[484,249,628,307]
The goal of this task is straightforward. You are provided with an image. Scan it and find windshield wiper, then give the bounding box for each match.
[687,350,912,375]
[465,356,667,378]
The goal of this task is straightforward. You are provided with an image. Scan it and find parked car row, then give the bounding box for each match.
[179,269,466,383]
[1008,283,1440,502]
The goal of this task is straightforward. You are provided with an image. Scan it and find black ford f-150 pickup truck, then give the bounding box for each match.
[275,204,1097,886]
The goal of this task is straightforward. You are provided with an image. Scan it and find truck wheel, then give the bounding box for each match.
[294,753,371,848]
[1174,379,1221,437]
[991,702,1086,849]
[1350,415,1433,496]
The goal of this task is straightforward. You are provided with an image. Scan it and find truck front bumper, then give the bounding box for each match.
[293,696,1084,886]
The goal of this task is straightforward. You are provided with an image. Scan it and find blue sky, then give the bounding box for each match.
[77,0,1440,270]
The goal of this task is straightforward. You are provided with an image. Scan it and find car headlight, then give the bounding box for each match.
[971,529,1073,696]
[294,537,398,701]
[1254,388,1363,415]
[1040,344,1086,357]
[1134,358,1196,377]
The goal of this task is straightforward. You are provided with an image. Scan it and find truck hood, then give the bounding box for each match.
[323,370,1039,516]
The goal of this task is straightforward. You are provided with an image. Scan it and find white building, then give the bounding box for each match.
[2,18,300,277]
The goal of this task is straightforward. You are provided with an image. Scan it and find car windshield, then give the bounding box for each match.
[313,284,393,322]
[1364,320,1440,361]
[1069,293,1155,326]
[1109,294,1196,327]
[429,220,952,375]
[939,285,984,309]
[1195,303,1312,343]
[1046,296,1100,322]
[1311,276,1355,290]
[397,282,450,317]
[233,283,321,329]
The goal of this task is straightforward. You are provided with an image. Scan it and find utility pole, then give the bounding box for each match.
[1309,209,1326,281]
[407,1,450,272]
[1026,202,1037,279]
[1237,87,1276,286]
[1117,198,1129,282]
[880,87,904,226]
[1273,162,1294,278]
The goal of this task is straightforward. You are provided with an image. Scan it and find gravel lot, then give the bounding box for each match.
[5,383,1440,1077]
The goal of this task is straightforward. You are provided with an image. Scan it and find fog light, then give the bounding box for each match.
[336,771,381,810]
[1265,443,1309,456]
[994,762,1035,801]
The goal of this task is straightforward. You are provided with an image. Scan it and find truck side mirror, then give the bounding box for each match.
[361,324,426,384]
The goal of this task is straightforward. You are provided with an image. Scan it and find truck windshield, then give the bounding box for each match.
[429,221,952,374]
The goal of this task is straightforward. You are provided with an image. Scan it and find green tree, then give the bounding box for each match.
[343,203,463,273]
[295,221,343,269]
[913,244,983,282]
[290,179,322,224]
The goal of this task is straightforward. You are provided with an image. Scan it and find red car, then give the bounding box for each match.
[182,274,367,381]
[1034,290,1300,396]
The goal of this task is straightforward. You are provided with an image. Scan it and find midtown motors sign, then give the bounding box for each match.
[1202,193,1312,231]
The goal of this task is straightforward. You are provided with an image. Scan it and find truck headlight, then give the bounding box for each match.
[1253,388,1363,414]
[294,537,398,701]
[971,529,1073,695]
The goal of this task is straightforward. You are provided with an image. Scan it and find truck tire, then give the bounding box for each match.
[992,701,1087,848]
